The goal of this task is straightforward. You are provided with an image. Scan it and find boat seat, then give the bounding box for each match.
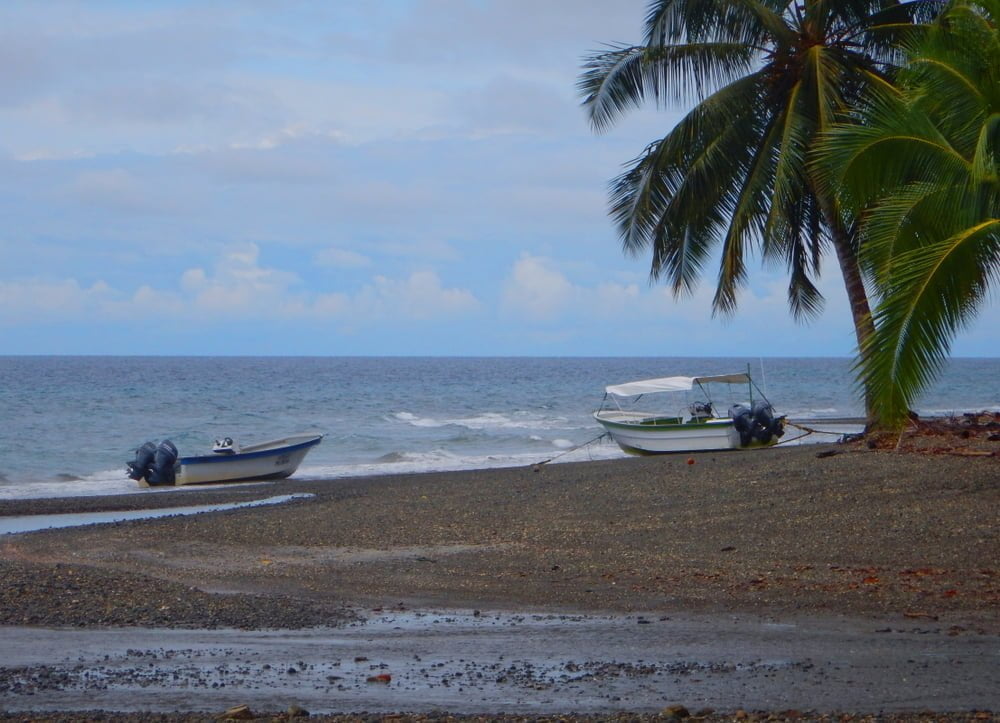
[639,416,682,426]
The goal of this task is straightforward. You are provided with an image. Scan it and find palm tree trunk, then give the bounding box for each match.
[813,191,877,425]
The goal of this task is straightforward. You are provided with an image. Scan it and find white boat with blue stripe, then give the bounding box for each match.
[128,434,323,486]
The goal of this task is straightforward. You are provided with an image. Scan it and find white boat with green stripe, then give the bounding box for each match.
[594,372,784,455]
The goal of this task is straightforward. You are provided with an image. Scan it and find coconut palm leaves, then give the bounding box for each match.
[579,1,936,349]
[820,0,999,425]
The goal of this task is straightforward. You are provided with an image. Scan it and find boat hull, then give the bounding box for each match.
[174,434,322,486]
[594,412,774,455]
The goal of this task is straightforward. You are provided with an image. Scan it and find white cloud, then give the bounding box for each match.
[354,271,480,321]
[594,281,641,316]
[0,278,113,317]
[495,251,860,352]
[178,243,304,314]
[0,244,478,326]
[0,275,182,320]
[501,254,577,321]
[315,247,372,269]
[501,254,655,324]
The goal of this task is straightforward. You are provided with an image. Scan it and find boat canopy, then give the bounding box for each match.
[605,373,751,397]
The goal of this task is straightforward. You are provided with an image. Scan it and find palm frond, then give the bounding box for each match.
[644,0,786,47]
[580,41,758,132]
[713,103,784,315]
[971,112,1000,183]
[579,44,650,133]
[785,196,827,320]
[857,181,941,279]
[859,219,1000,424]
[641,42,759,106]
[763,78,810,260]
[607,72,766,257]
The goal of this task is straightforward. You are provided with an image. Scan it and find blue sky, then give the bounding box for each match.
[1,0,996,357]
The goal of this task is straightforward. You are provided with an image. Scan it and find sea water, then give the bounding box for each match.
[0,356,997,500]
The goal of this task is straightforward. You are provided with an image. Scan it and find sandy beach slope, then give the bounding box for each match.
[0,442,997,719]
[1,442,996,629]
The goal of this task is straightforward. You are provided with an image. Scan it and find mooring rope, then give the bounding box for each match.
[772,428,815,446]
[775,421,859,447]
[534,432,609,467]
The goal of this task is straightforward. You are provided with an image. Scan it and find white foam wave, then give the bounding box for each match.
[0,469,166,501]
[0,468,279,501]
[297,440,627,480]
[391,411,573,431]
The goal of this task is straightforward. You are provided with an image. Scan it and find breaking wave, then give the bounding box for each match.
[391,411,574,431]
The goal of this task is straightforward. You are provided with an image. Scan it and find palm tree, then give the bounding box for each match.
[818,0,999,426]
[579,0,939,420]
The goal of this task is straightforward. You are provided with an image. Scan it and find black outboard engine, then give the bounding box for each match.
[126,441,157,481]
[750,400,785,443]
[730,402,784,447]
[729,404,753,446]
[146,440,178,486]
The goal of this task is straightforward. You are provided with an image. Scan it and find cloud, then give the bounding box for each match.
[451,76,572,138]
[374,237,459,261]
[69,168,184,215]
[355,270,480,320]
[2,1,994,356]
[0,277,114,316]
[0,276,183,321]
[502,253,709,324]
[0,244,478,326]
[179,244,304,314]
[501,254,577,322]
[494,250,869,355]
[384,0,649,70]
[315,247,372,269]
[0,0,655,160]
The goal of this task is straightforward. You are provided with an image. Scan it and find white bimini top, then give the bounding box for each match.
[605,373,751,397]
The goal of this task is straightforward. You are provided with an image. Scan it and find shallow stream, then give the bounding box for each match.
[1,609,996,714]
[0,493,313,535]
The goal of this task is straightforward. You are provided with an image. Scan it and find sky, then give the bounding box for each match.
[1,0,996,357]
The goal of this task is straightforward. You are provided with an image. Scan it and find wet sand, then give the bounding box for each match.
[0,442,998,718]
[1,610,997,715]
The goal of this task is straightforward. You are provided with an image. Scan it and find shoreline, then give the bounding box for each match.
[1,441,997,717]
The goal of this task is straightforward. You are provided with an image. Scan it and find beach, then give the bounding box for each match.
[1,441,998,719]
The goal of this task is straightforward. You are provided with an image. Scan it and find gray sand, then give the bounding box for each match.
[0,443,997,718]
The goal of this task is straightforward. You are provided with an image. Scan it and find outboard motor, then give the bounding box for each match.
[729,404,753,446]
[126,441,157,481]
[751,400,785,443]
[146,440,178,486]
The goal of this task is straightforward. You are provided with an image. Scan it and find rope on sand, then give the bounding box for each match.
[772,426,814,446]
[534,432,609,467]
[776,422,860,447]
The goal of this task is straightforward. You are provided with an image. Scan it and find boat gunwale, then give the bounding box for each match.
[593,412,735,432]
[178,435,323,466]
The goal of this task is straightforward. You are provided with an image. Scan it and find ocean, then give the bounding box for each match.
[1,356,997,501]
